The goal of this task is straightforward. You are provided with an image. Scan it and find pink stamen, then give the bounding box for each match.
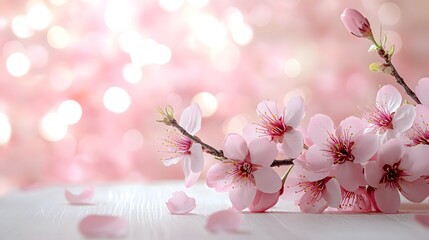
[256,104,292,142]
[323,129,355,164]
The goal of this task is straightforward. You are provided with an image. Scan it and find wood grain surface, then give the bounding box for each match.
[0,181,428,240]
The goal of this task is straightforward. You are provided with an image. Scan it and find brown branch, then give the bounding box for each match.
[168,119,226,159]
[377,49,421,105]
[160,111,297,167]
[270,158,295,167]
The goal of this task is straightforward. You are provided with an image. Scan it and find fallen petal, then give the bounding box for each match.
[415,215,429,228]
[166,191,196,214]
[206,209,243,233]
[78,215,128,238]
[65,186,95,204]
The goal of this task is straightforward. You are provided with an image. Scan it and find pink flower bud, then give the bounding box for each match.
[341,8,372,38]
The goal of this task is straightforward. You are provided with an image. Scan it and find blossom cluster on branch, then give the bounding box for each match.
[158,8,429,227]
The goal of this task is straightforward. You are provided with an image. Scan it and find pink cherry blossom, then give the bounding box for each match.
[305,114,379,192]
[283,162,342,214]
[415,77,429,107]
[205,209,243,233]
[364,85,416,142]
[405,104,429,146]
[364,139,429,213]
[206,134,281,211]
[338,187,372,212]
[165,191,196,214]
[245,96,305,158]
[341,8,373,38]
[162,103,204,187]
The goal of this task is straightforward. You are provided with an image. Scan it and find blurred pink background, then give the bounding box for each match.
[0,0,428,192]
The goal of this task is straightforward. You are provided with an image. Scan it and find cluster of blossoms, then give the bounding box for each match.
[158,8,429,227]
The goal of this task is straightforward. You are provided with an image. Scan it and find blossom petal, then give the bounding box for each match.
[323,178,342,208]
[242,124,259,143]
[224,134,248,161]
[364,161,384,188]
[352,134,379,163]
[253,167,282,193]
[413,104,429,127]
[305,144,333,172]
[65,186,95,205]
[415,77,429,107]
[165,191,196,214]
[339,116,368,138]
[256,100,282,118]
[399,178,429,203]
[374,185,400,213]
[415,214,429,228]
[249,189,281,213]
[307,114,335,144]
[376,85,401,112]
[183,156,200,188]
[248,138,278,167]
[179,103,202,135]
[278,131,304,158]
[402,145,429,182]
[392,104,416,133]
[189,143,204,173]
[79,215,128,238]
[378,139,404,166]
[206,162,235,192]
[284,96,305,128]
[333,162,366,192]
[205,209,243,233]
[162,156,181,167]
[299,191,328,213]
[229,183,257,211]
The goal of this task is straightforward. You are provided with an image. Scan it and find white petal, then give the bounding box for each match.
[279,131,304,159]
[256,100,282,117]
[253,167,282,193]
[284,96,305,128]
[392,104,416,133]
[179,103,202,135]
[307,114,335,144]
[189,143,204,173]
[223,134,249,161]
[229,183,257,211]
[415,78,429,107]
[376,84,401,112]
[248,138,278,167]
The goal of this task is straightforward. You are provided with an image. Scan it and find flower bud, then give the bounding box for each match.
[156,105,175,125]
[249,187,283,213]
[341,8,372,38]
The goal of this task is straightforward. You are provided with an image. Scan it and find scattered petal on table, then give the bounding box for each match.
[206,209,243,233]
[415,214,429,228]
[165,191,196,214]
[65,186,95,204]
[78,215,128,238]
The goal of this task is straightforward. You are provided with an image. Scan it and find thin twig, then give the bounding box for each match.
[165,117,297,167]
[271,158,295,167]
[169,118,226,159]
[377,49,421,104]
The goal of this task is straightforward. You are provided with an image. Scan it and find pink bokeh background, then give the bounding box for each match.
[0,0,428,192]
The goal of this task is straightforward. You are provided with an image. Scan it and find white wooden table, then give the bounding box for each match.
[0,181,428,240]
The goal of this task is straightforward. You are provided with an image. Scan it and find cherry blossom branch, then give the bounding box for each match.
[157,106,296,166]
[167,117,295,166]
[271,159,294,167]
[168,118,226,159]
[376,48,422,104]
